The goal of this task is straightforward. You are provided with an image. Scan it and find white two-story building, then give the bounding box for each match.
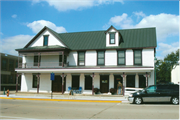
[15,25,157,95]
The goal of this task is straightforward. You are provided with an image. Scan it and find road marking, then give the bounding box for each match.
[0,97,122,103]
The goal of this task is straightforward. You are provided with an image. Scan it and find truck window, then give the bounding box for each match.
[146,86,156,93]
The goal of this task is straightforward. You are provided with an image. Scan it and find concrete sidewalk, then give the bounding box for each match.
[0,92,129,103]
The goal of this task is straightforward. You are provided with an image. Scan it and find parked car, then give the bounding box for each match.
[128,84,179,105]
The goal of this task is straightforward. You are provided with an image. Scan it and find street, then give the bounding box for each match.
[0,99,179,119]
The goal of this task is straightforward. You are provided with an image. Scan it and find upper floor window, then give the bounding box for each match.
[78,52,85,66]
[118,50,125,65]
[34,55,41,66]
[134,50,142,65]
[97,51,105,65]
[43,35,49,46]
[9,59,14,71]
[59,55,67,66]
[110,33,115,44]
[2,59,7,70]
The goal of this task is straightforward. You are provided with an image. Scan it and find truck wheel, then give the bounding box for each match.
[171,97,179,105]
[134,97,142,104]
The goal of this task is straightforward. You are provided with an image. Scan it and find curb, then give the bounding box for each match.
[0,97,123,103]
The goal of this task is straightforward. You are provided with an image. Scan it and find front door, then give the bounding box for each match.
[52,75,66,92]
[100,75,109,93]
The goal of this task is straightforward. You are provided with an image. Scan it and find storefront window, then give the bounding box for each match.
[126,75,135,87]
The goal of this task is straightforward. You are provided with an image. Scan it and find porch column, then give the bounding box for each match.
[109,73,114,90]
[90,73,96,95]
[16,74,20,92]
[80,74,85,91]
[61,73,66,94]
[121,72,126,96]
[22,55,26,68]
[144,72,150,87]
[135,73,139,88]
[36,73,40,93]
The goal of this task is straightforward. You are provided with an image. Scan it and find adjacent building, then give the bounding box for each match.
[1,53,22,91]
[171,61,180,84]
[15,26,157,94]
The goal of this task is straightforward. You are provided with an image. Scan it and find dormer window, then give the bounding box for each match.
[43,35,49,46]
[105,25,120,47]
[110,33,115,44]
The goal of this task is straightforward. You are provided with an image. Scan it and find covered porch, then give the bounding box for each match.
[15,66,154,96]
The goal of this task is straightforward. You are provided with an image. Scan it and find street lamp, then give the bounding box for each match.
[154,54,157,85]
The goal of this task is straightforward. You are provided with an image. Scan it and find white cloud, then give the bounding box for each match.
[27,20,67,33]
[133,11,146,18]
[135,13,179,40]
[109,13,133,28]
[12,14,17,18]
[0,35,34,56]
[133,11,146,21]
[157,42,179,59]
[32,0,124,11]
[107,13,179,41]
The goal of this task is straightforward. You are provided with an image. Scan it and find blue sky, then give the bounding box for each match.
[0,0,179,60]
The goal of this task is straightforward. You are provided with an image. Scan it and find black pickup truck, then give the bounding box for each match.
[128,84,179,105]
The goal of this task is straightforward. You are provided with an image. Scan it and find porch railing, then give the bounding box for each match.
[18,62,69,68]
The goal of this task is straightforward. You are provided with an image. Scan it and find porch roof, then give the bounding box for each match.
[16,45,68,52]
[15,66,154,74]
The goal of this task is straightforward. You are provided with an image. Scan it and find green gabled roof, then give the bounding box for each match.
[17,26,157,52]
[58,27,157,50]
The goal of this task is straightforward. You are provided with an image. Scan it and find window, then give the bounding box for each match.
[16,60,18,68]
[2,59,7,70]
[34,55,41,66]
[117,50,125,65]
[126,75,135,87]
[32,75,37,88]
[134,50,142,65]
[110,33,115,44]
[59,55,67,66]
[8,75,14,84]
[43,35,48,46]
[139,75,146,88]
[97,51,105,65]
[85,75,92,90]
[9,59,14,71]
[146,86,156,93]
[78,52,85,66]
[1,75,7,84]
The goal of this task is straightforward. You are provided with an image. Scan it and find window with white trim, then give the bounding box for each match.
[110,33,115,44]
[134,50,142,65]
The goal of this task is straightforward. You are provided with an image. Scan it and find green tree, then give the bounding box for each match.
[156,49,179,83]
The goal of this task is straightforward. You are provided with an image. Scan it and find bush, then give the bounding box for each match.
[110,88,116,95]
[93,88,100,94]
